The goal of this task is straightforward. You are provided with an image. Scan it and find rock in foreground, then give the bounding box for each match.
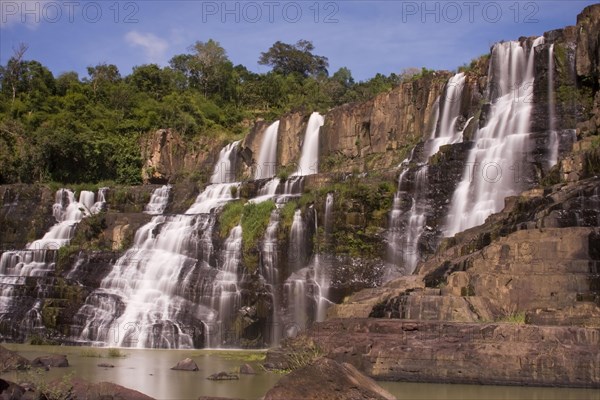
[308,319,600,388]
[0,379,25,398]
[71,378,155,400]
[264,357,396,400]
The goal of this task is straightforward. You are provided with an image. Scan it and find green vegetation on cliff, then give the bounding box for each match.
[0,40,413,186]
[218,200,276,271]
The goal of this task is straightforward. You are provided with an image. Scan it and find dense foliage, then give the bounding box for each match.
[0,40,415,185]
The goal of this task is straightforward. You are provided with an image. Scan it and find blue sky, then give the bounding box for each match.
[0,1,597,81]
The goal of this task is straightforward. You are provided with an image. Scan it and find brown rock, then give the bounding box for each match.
[71,378,154,399]
[238,363,255,374]
[305,319,600,388]
[0,346,29,372]
[206,372,239,381]
[31,354,69,368]
[0,379,25,399]
[171,357,199,371]
[576,4,600,80]
[264,357,395,400]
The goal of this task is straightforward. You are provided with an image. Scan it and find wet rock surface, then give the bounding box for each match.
[0,346,29,372]
[206,372,239,381]
[264,357,396,400]
[31,354,69,368]
[294,319,600,388]
[171,357,199,371]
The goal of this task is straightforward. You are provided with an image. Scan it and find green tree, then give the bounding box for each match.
[86,63,121,96]
[0,43,29,103]
[258,40,329,77]
[127,64,174,100]
[188,39,232,97]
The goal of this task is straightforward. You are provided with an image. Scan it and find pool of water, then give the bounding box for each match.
[0,344,280,399]
[1,344,599,400]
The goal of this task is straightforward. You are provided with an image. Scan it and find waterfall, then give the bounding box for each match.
[254,112,322,202]
[293,112,325,176]
[210,225,243,347]
[386,161,430,274]
[260,210,281,344]
[144,185,171,215]
[425,73,467,158]
[255,121,280,180]
[210,141,239,184]
[324,193,334,236]
[289,209,307,270]
[548,44,558,167]
[283,207,332,335]
[445,37,545,236]
[186,141,240,214]
[0,188,106,276]
[75,142,241,349]
[0,188,106,337]
[29,188,105,251]
[386,72,471,274]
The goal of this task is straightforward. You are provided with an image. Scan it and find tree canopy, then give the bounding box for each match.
[0,39,421,185]
[258,40,329,77]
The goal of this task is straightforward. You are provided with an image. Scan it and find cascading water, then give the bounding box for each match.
[210,225,243,346]
[255,121,280,180]
[0,188,106,337]
[255,112,324,203]
[293,112,325,177]
[324,193,334,236]
[252,121,281,203]
[387,72,470,274]
[0,188,106,276]
[445,37,545,236]
[187,141,240,214]
[259,210,282,344]
[548,44,559,168]
[144,185,171,215]
[288,209,307,270]
[283,207,331,333]
[425,73,467,158]
[75,142,241,349]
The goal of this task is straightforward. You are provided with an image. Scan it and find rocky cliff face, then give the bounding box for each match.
[277,318,600,388]
[319,73,450,174]
[140,129,225,184]
[0,185,56,249]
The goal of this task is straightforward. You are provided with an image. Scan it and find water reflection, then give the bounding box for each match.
[1,345,599,400]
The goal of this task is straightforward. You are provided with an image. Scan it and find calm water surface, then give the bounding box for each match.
[2,344,599,400]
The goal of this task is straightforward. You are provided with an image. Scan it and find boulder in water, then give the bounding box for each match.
[0,346,30,372]
[207,372,239,381]
[171,358,199,371]
[31,354,69,368]
[264,357,396,400]
[239,363,255,374]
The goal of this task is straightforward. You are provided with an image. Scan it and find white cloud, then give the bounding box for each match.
[125,31,168,64]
